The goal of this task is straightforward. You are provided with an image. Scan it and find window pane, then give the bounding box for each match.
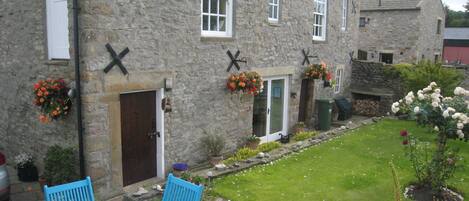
[269,5,273,18]
[219,16,226,31]
[317,27,322,36]
[219,0,226,14]
[203,0,209,13]
[203,15,209,30]
[270,79,285,134]
[273,6,278,19]
[253,81,268,138]
[210,15,217,31]
[211,0,218,14]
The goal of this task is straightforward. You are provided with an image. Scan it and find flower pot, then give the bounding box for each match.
[17,165,38,182]
[209,156,223,167]
[280,134,290,144]
[245,141,260,150]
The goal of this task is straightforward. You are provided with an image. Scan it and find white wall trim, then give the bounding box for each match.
[156,89,165,179]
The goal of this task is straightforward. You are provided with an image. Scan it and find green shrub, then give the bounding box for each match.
[43,145,78,185]
[257,142,281,153]
[200,132,225,157]
[390,60,463,96]
[293,131,319,141]
[224,148,259,165]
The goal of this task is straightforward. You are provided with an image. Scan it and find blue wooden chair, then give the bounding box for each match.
[162,173,204,201]
[43,176,95,201]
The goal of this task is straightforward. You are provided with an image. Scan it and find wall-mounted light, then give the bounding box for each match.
[68,88,76,98]
[290,92,297,99]
[164,78,173,91]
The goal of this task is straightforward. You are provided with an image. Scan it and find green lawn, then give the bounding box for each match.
[210,119,469,201]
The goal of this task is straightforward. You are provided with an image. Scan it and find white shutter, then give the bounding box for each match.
[46,0,70,60]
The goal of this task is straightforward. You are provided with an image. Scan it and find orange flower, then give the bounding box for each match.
[320,61,327,68]
[40,87,46,92]
[37,91,43,97]
[239,82,246,88]
[228,82,237,90]
[252,79,257,83]
[44,91,49,96]
[39,114,49,123]
[52,110,59,116]
[39,98,45,103]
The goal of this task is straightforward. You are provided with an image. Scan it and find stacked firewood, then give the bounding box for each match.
[353,99,380,116]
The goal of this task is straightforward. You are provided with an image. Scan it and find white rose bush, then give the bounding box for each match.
[391,82,468,196]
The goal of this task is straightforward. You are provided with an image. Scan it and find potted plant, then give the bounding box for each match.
[14,153,38,182]
[304,62,333,88]
[43,145,78,186]
[172,163,188,177]
[245,134,260,150]
[33,78,72,123]
[227,71,264,95]
[200,132,225,166]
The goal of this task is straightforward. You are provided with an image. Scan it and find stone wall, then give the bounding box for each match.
[0,0,77,171]
[351,60,405,115]
[416,0,445,62]
[358,10,420,63]
[77,0,359,200]
[358,0,445,64]
[1,0,360,199]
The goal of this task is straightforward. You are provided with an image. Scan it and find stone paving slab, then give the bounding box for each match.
[7,165,43,201]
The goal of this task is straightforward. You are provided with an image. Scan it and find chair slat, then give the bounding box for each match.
[162,174,204,201]
[44,177,95,201]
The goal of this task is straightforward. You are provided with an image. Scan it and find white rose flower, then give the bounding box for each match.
[454,87,464,96]
[430,82,437,87]
[392,107,399,114]
[457,122,464,130]
[457,130,464,139]
[423,87,432,93]
[443,110,450,118]
[405,97,413,105]
[418,94,425,100]
[447,107,456,112]
[431,102,439,108]
[434,88,441,94]
[434,126,439,132]
[413,106,420,113]
[443,97,453,102]
[399,99,403,103]
[452,113,461,120]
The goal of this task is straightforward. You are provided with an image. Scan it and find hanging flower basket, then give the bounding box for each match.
[304,62,332,87]
[226,71,264,95]
[33,78,72,123]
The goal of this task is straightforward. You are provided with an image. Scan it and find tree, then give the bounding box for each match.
[465,0,469,12]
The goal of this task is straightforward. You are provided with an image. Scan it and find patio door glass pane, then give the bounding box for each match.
[253,81,268,137]
[269,79,284,134]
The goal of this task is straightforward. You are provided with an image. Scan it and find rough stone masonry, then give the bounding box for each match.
[1,0,359,200]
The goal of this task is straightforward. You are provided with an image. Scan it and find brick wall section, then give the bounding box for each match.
[0,0,77,170]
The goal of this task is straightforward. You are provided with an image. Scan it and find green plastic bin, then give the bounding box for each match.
[317,99,333,131]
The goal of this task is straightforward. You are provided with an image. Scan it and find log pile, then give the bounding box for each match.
[353,99,380,116]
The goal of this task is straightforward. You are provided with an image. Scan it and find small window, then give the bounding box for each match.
[358,50,367,60]
[46,0,70,60]
[380,53,393,64]
[437,19,442,34]
[434,54,439,63]
[201,0,233,37]
[334,67,344,94]
[313,0,327,41]
[268,0,280,22]
[341,0,348,31]
[359,17,366,27]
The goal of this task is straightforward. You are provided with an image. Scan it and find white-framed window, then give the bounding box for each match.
[268,0,280,23]
[201,0,233,37]
[341,0,348,31]
[46,0,70,60]
[334,67,344,94]
[313,0,327,41]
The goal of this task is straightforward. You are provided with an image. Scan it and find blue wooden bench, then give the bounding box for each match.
[162,173,204,201]
[44,176,95,201]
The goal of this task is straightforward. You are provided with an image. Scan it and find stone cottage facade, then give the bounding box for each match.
[0,0,359,200]
[357,0,445,64]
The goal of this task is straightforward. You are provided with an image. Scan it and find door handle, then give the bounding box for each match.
[267,108,270,114]
[147,131,157,139]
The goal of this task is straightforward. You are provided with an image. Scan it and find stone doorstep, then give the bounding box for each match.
[120,116,383,201]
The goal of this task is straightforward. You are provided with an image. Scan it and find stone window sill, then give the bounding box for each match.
[200,36,235,42]
[44,60,70,66]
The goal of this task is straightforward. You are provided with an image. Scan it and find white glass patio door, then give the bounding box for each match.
[253,76,289,143]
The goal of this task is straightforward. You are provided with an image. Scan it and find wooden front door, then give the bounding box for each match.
[120,91,157,186]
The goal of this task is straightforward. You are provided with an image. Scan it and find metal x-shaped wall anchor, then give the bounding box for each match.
[351,0,357,14]
[349,51,355,64]
[226,50,247,72]
[103,43,130,75]
[302,49,317,65]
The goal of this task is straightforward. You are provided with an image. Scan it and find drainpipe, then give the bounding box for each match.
[72,0,86,179]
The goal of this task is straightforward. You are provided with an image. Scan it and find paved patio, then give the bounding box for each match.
[7,165,43,201]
